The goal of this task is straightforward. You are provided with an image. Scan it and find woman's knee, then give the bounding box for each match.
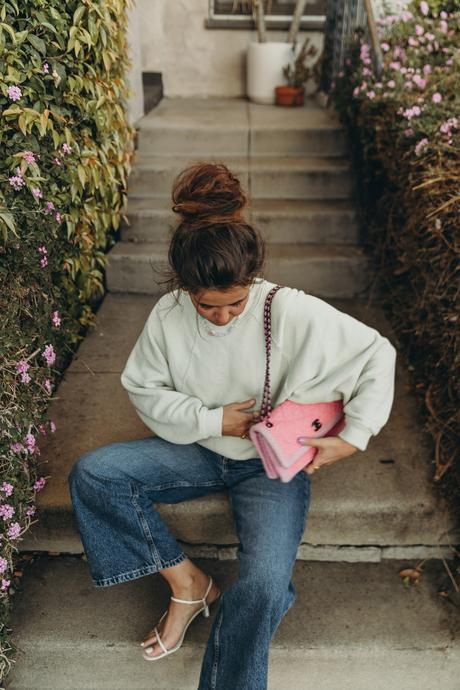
[68,442,125,489]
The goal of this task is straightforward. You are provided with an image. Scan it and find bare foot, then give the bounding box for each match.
[142,573,220,659]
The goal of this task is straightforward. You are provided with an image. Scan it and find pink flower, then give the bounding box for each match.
[0,505,15,521]
[439,20,448,34]
[387,80,396,88]
[415,25,424,36]
[40,256,48,268]
[1,483,13,497]
[20,372,31,383]
[0,558,8,574]
[366,91,376,99]
[42,344,56,366]
[390,62,401,70]
[44,201,55,214]
[32,187,42,200]
[9,174,25,191]
[52,311,61,327]
[38,245,47,254]
[7,85,22,101]
[26,505,36,517]
[408,37,419,47]
[44,379,53,394]
[52,157,61,166]
[55,212,62,223]
[1,579,11,592]
[61,143,72,154]
[16,360,30,375]
[22,151,36,164]
[43,62,50,73]
[381,43,390,52]
[404,128,414,137]
[49,421,56,433]
[34,477,47,492]
[25,433,36,454]
[10,442,24,453]
[7,523,21,540]
[420,1,429,16]
[38,424,47,435]
[415,138,429,156]
[432,92,442,103]
[413,75,427,89]
[423,64,432,75]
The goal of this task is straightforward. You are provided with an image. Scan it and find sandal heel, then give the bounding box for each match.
[202,604,210,618]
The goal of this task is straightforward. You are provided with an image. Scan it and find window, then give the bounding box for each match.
[206,0,326,30]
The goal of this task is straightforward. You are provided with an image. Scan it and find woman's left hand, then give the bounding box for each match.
[297,436,359,475]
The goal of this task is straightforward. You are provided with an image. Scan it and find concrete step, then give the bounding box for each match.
[6,556,460,690]
[19,294,457,559]
[105,242,370,299]
[126,155,353,200]
[121,198,360,245]
[136,96,349,157]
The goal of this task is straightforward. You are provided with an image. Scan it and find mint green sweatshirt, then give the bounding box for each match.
[120,278,397,459]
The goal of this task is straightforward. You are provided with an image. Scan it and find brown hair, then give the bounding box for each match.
[155,161,266,298]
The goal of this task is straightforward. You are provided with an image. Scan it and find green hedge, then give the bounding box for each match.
[331,1,459,522]
[0,0,135,678]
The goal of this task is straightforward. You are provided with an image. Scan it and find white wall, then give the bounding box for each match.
[138,0,323,98]
[126,0,144,123]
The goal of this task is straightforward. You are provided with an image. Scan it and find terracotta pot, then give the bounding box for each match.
[275,86,305,107]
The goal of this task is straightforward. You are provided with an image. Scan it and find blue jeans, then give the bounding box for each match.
[68,436,312,690]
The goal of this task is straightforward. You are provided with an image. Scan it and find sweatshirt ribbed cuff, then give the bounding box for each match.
[337,420,372,452]
[204,406,224,438]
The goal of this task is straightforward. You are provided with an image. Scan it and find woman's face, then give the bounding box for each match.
[189,284,251,326]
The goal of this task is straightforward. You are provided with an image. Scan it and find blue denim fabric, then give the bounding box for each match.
[68,436,311,690]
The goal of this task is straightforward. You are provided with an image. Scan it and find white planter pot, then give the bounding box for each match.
[247,41,294,105]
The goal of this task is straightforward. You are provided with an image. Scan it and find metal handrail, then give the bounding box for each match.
[320,0,383,96]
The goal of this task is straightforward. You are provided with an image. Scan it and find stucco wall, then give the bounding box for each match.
[138,0,324,98]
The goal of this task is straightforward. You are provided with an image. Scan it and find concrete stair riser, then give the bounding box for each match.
[121,200,360,246]
[105,244,371,298]
[127,162,352,201]
[137,127,349,158]
[250,128,349,157]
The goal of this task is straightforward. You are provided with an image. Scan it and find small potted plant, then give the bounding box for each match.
[275,36,319,106]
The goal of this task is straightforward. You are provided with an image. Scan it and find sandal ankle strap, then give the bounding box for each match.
[170,576,213,605]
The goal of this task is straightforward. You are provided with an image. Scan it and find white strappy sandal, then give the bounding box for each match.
[142,575,218,661]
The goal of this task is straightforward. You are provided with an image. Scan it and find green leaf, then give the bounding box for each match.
[0,210,18,238]
[2,106,22,116]
[73,5,86,25]
[14,30,28,43]
[77,164,86,187]
[27,34,47,55]
[0,22,16,42]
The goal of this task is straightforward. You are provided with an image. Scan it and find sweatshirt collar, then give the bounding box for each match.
[182,277,266,336]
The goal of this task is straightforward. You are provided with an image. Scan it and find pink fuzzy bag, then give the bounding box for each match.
[249,285,346,482]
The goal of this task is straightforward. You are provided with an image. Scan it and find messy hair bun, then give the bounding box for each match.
[156,161,266,295]
[171,162,247,224]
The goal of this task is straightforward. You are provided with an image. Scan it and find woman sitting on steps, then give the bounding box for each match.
[68,160,397,690]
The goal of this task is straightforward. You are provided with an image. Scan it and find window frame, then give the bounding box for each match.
[206,0,326,30]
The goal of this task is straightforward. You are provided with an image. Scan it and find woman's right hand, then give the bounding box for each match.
[222,398,260,437]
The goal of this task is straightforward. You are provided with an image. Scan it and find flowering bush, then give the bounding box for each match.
[0,0,135,678]
[330,2,459,508]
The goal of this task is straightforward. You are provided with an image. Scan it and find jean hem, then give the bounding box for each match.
[92,551,188,588]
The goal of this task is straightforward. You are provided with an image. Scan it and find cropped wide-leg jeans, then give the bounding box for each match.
[68,436,312,690]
